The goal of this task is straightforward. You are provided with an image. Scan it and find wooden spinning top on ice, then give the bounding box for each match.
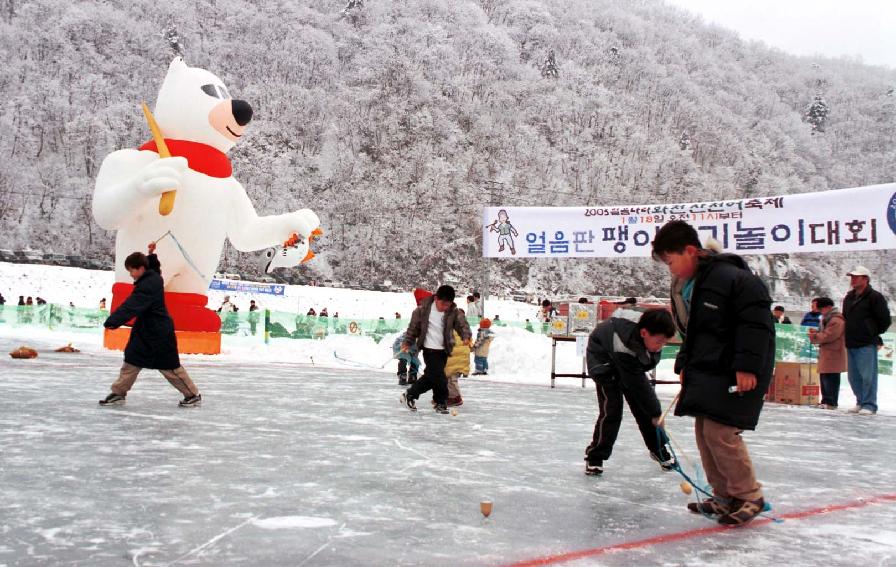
[55,343,81,353]
[9,346,38,359]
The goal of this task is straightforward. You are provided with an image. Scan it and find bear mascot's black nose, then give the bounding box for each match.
[232,100,253,126]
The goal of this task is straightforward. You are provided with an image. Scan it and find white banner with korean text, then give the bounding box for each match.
[482,183,896,258]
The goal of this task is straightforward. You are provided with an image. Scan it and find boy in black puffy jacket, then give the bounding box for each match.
[652,221,775,527]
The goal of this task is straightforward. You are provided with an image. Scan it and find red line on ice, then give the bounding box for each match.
[505,493,896,567]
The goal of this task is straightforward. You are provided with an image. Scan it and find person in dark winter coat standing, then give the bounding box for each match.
[841,266,891,415]
[653,220,775,527]
[399,285,472,414]
[583,309,677,476]
[99,243,201,407]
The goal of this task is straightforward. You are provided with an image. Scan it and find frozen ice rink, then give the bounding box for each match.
[2,336,896,566]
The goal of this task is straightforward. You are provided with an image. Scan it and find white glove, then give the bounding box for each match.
[134,157,188,197]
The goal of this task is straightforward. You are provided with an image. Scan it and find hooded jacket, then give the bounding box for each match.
[104,254,180,370]
[670,252,775,430]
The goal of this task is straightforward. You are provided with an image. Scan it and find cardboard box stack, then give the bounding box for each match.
[769,362,820,405]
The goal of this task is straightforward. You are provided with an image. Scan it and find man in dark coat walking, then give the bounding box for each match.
[99,243,201,407]
[653,220,775,527]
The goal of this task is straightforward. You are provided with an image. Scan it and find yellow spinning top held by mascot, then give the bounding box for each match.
[141,102,177,216]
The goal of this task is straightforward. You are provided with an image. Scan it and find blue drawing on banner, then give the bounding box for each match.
[487,209,519,255]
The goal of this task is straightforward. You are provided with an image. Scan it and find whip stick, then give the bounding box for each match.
[141,102,177,216]
[658,389,681,426]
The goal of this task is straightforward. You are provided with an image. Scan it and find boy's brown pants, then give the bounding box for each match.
[694,416,763,501]
[111,363,199,398]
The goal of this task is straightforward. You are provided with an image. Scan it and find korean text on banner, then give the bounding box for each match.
[482,183,896,258]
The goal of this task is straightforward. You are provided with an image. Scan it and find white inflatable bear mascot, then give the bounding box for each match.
[94,57,320,352]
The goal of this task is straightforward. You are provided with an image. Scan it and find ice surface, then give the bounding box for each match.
[2,335,896,566]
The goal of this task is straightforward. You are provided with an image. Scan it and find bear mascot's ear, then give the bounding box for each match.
[168,56,188,74]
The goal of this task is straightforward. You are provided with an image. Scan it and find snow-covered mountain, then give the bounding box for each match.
[1,0,894,302]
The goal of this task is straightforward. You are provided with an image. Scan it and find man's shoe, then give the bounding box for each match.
[847,405,862,413]
[99,393,126,406]
[858,408,877,415]
[434,404,449,414]
[717,497,765,526]
[179,394,202,407]
[815,403,837,410]
[400,391,417,412]
[687,497,732,515]
[446,396,464,407]
[585,461,603,476]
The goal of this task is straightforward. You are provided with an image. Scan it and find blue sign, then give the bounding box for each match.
[209,279,286,296]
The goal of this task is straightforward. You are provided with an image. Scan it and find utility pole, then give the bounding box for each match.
[481,180,506,314]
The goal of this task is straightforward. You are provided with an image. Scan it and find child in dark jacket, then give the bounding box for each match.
[99,243,201,407]
[584,309,676,476]
[653,220,775,527]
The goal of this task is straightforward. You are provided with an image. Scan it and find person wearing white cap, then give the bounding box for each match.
[842,266,891,415]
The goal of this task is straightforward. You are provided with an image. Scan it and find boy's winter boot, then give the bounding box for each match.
[397,372,407,386]
[585,461,603,476]
[400,391,417,412]
[407,373,418,384]
[650,445,676,471]
[687,496,732,515]
[446,396,464,407]
[99,393,126,406]
[717,497,765,526]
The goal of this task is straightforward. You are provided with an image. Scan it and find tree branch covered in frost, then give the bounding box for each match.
[0,0,893,299]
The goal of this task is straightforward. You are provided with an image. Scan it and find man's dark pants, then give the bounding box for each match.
[820,372,841,407]
[406,348,449,405]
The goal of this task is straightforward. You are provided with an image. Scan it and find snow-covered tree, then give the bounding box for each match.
[804,94,829,133]
[541,49,558,78]
[163,18,183,58]
[0,0,893,297]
